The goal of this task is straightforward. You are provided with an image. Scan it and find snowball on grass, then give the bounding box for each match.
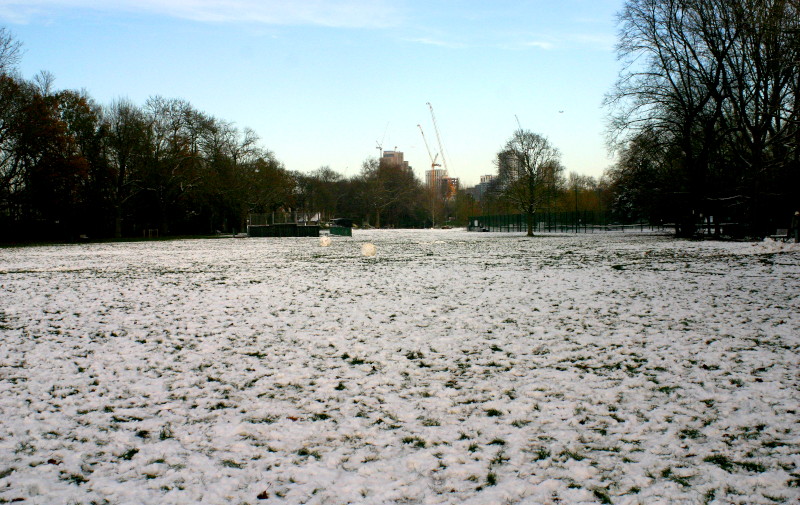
[361,243,377,257]
[319,236,332,247]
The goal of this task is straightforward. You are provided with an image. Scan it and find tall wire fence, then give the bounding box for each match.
[467,212,667,233]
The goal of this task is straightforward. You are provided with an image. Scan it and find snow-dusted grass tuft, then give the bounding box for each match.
[1,230,798,504]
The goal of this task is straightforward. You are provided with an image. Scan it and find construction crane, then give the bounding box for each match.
[427,102,449,178]
[375,122,389,158]
[417,124,440,172]
[418,124,441,227]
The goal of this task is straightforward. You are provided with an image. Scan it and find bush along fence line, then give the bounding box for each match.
[467,212,668,234]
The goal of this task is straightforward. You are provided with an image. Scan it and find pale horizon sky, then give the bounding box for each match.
[1,0,623,186]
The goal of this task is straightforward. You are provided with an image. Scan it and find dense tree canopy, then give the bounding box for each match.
[605,0,799,236]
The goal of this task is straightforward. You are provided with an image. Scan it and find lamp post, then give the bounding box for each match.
[574,182,579,233]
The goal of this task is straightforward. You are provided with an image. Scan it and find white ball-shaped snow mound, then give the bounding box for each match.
[361,243,377,257]
[319,236,331,247]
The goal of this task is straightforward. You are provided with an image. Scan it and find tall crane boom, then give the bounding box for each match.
[417,124,439,168]
[418,124,441,228]
[426,102,449,177]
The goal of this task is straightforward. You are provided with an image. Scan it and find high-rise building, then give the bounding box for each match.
[425,168,447,188]
[381,150,411,172]
[425,169,459,200]
[473,174,496,201]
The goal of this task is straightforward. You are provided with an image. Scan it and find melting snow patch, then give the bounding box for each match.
[0,230,798,504]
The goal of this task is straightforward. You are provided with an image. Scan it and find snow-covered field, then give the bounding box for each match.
[1,229,798,505]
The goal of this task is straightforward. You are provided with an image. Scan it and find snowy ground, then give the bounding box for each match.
[1,229,798,505]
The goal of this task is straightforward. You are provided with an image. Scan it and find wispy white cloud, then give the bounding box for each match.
[524,40,555,51]
[0,0,401,28]
[404,37,466,49]
[568,32,617,52]
[502,31,615,52]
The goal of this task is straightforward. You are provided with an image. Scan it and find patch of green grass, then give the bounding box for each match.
[593,488,613,504]
[119,448,139,461]
[703,454,734,471]
[485,408,503,417]
[221,459,245,468]
[13,441,34,455]
[490,451,509,465]
[311,413,330,421]
[486,472,497,486]
[661,467,692,487]
[402,436,426,448]
[296,448,321,459]
[111,414,143,422]
[703,454,766,473]
[737,460,766,473]
[679,428,702,439]
[246,415,277,424]
[561,449,584,461]
[60,472,89,485]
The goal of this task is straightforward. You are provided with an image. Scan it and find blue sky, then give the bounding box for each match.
[1,0,623,186]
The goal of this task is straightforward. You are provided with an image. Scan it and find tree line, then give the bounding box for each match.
[0,27,438,241]
[603,0,799,237]
[1,26,608,242]
[17,1,793,244]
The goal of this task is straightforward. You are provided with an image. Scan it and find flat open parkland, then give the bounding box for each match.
[1,229,798,505]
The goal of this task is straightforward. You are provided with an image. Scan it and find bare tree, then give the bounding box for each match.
[105,99,149,237]
[32,70,56,96]
[496,129,562,236]
[0,27,22,74]
[606,0,799,235]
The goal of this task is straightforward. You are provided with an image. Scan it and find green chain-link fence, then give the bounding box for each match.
[467,212,664,233]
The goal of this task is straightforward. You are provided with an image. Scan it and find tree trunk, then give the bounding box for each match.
[114,207,123,238]
[526,210,534,237]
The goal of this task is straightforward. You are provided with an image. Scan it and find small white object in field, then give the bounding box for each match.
[320,236,331,247]
[361,243,377,257]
